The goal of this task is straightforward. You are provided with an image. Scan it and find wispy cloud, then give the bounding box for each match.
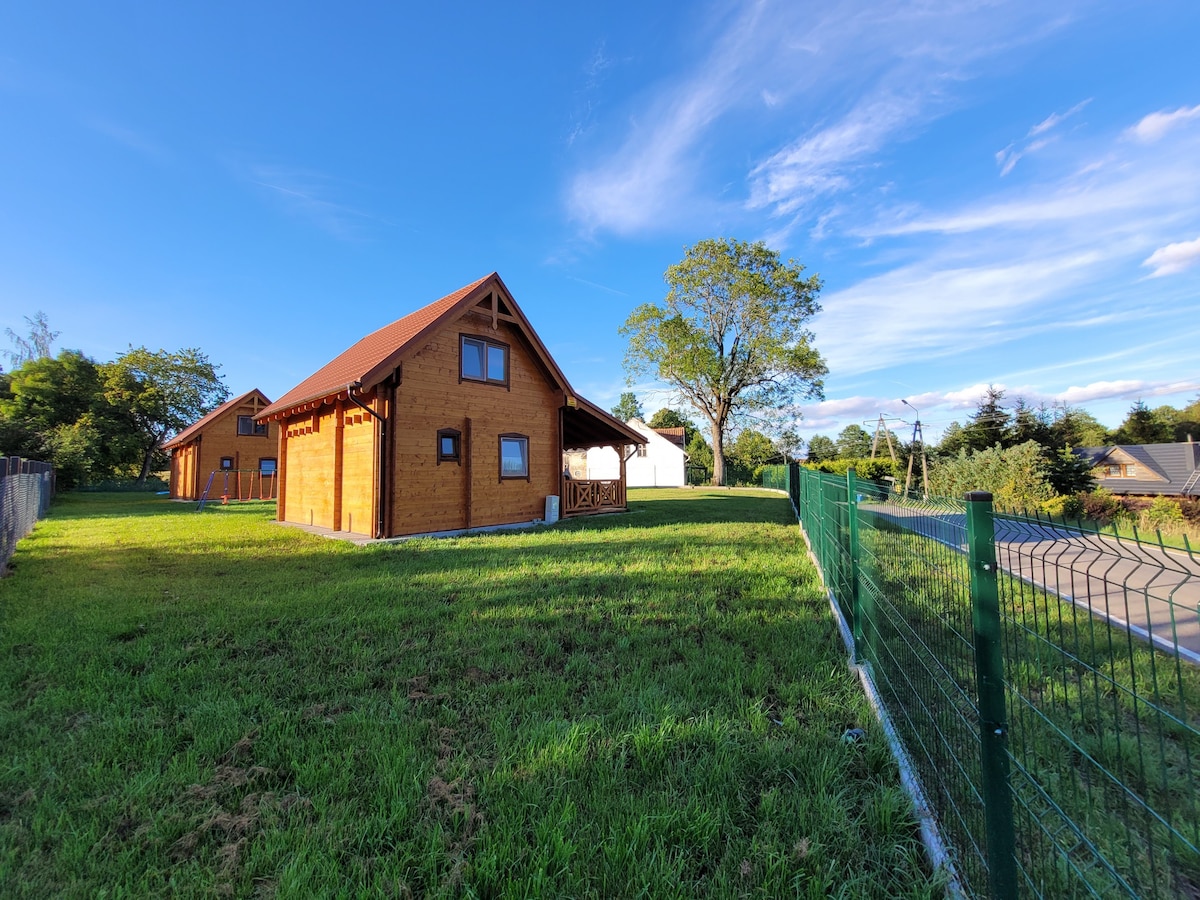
[566,1,1077,236]
[1143,235,1200,277]
[245,164,382,239]
[794,378,1200,437]
[83,116,169,163]
[1126,103,1200,143]
[995,99,1090,176]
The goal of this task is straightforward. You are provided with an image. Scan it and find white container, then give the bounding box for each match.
[544,495,560,525]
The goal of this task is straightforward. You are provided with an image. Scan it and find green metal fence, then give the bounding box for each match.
[785,463,1200,899]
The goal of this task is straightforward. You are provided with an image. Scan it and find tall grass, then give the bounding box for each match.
[0,490,942,897]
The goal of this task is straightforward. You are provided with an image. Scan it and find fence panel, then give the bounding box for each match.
[790,466,1200,898]
[0,456,55,573]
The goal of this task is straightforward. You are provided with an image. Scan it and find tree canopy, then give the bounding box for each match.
[621,238,826,485]
[104,347,230,485]
[3,311,59,369]
[610,391,644,422]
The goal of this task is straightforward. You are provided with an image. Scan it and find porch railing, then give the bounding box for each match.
[562,479,625,516]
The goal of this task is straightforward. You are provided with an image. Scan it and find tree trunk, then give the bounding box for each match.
[711,422,724,486]
[136,437,158,488]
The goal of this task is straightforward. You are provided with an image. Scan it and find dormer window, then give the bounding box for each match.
[460,335,509,387]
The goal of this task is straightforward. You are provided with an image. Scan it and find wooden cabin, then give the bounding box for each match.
[257,273,644,539]
[165,389,280,500]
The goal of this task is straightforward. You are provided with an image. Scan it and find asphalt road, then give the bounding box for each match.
[864,503,1200,663]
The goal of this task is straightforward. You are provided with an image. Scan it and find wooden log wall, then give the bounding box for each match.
[389,310,559,537]
[168,398,279,500]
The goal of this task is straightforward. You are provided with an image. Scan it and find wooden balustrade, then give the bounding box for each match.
[562,478,626,516]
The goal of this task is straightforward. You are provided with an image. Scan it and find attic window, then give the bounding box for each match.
[460,335,509,387]
[237,415,268,436]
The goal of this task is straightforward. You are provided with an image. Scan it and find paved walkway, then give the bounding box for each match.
[865,503,1200,663]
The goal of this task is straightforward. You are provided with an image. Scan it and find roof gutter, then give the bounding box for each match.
[348,381,387,539]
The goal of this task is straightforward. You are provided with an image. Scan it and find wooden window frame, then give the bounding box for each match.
[237,415,268,437]
[437,428,462,465]
[459,334,511,389]
[498,433,530,481]
[220,457,234,470]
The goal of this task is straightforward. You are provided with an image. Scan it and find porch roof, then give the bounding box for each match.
[563,395,645,450]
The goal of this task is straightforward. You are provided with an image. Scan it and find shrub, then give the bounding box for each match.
[1075,488,1132,526]
[1041,494,1084,521]
[1140,497,1185,532]
[1179,497,1200,524]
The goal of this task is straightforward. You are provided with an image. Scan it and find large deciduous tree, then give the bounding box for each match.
[620,239,826,485]
[103,347,229,486]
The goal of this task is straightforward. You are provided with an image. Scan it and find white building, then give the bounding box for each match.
[583,418,688,487]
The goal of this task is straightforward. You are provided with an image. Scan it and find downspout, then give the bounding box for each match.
[348,381,387,539]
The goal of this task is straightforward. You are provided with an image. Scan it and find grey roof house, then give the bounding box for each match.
[1075,442,1200,496]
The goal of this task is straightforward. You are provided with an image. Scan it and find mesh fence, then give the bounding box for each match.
[788,463,1200,899]
[0,457,55,573]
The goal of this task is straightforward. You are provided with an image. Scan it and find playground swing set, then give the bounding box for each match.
[196,467,278,511]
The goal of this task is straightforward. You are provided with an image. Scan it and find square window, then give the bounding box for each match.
[460,335,509,386]
[437,428,461,464]
[260,458,277,475]
[220,457,234,470]
[499,435,529,479]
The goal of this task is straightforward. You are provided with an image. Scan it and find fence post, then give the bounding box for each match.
[965,491,1018,900]
[846,468,862,659]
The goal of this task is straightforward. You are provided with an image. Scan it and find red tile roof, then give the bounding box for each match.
[259,273,495,419]
[163,388,271,449]
[652,426,687,449]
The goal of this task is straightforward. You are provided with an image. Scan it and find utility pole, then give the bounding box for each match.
[900,400,929,498]
[866,414,901,465]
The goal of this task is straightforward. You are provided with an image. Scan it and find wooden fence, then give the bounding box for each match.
[1,456,55,573]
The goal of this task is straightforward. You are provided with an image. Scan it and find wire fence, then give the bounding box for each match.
[1,456,55,574]
[782,463,1200,898]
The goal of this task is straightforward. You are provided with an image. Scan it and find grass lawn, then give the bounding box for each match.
[1,489,941,898]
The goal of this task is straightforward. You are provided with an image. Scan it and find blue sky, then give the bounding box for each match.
[2,2,1198,445]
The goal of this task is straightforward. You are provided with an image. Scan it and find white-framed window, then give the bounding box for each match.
[460,335,509,386]
[499,434,529,480]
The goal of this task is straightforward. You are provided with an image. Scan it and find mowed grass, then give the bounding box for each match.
[1,490,941,898]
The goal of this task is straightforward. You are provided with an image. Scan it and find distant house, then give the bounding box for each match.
[1075,442,1200,497]
[256,273,644,539]
[584,418,688,487]
[164,389,280,500]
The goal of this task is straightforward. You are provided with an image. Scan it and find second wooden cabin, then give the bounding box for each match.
[257,273,644,538]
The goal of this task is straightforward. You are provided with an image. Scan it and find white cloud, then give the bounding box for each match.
[566,1,1078,235]
[246,164,381,240]
[747,92,922,215]
[1142,235,1200,277]
[1127,104,1200,143]
[1028,98,1091,137]
[814,250,1104,377]
[995,99,1090,176]
[794,379,1200,438]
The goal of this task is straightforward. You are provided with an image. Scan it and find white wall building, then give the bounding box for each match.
[584,418,687,487]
